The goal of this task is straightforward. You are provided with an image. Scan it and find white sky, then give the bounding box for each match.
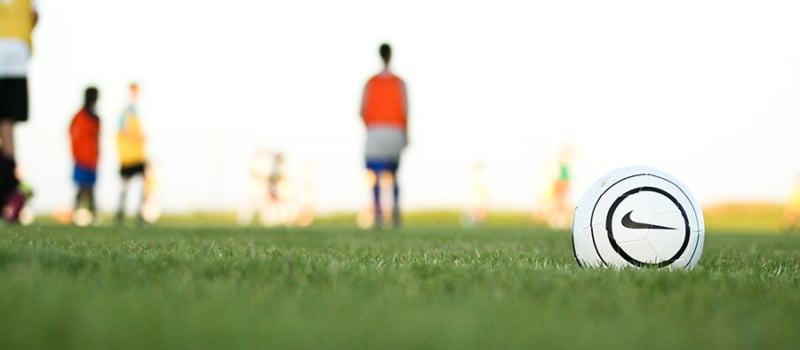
[17,0,800,213]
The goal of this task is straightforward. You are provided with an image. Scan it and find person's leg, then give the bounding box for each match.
[116,176,130,224]
[0,119,15,158]
[369,169,382,228]
[88,185,96,217]
[75,186,85,210]
[391,170,400,228]
[72,186,89,226]
[136,173,147,224]
[1,77,31,222]
[0,119,19,194]
[1,78,29,192]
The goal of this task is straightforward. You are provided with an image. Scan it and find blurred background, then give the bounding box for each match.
[16,0,800,223]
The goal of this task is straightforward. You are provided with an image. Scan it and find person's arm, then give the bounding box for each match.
[401,80,409,146]
[360,81,370,124]
[401,80,408,120]
[29,0,38,28]
[28,2,38,54]
[69,117,78,160]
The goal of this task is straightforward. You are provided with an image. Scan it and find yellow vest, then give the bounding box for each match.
[0,0,34,48]
[117,107,147,166]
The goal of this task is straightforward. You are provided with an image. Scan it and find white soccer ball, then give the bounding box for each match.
[572,165,705,269]
[72,208,94,227]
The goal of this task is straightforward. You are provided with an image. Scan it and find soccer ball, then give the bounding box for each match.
[72,208,94,227]
[571,165,704,269]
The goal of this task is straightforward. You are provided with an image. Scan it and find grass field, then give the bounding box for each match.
[1,218,799,349]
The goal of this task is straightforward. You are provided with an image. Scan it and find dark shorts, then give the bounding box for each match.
[366,159,399,173]
[0,78,28,122]
[73,164,97,186]
[120,162,146,179]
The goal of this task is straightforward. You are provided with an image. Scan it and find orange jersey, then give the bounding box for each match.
[70,108,100,169]
[361,71,407,129]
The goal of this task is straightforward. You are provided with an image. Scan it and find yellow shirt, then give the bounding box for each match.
[0,0,34,48]
[117,105,147,166]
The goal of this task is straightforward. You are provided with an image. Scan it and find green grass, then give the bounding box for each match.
[1,223,799,350]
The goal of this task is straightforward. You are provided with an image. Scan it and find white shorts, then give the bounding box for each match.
[365,127,406,161]
[0,39,29,77]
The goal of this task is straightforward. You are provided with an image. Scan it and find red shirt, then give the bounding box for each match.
[361,71,407,130]
[70,107,100,169]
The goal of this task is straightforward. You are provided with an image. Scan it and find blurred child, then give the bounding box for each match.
[549,145,573,228]
[115,82,148,225]
[531,145,573,228]
[782,174,800,233]
[69,87,100,225]
[139,163,161,224]
[0,0,38,224]
[462,161,488,226]
[237,148,271,226]
[360,43,408,229]
[262,152,291,226]
[295,161,317,227]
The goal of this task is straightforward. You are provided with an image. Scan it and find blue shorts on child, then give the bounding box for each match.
[73,164,97,186]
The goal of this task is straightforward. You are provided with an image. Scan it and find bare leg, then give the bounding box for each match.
[388,171,400,229]
[0,119,14,158]
[137,175,146,223]
[0,120,19,195]
[370,170,382,229]
[116,177,130,224]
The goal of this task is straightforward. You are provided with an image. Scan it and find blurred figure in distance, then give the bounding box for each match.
[263,152,292,226]
[360,43,408,229]
[550,145,573,228]
[0,0,37,223]
[462,161,489,226]
[69,87,101,226]
[115,82,149,225]
[238,148,272,226]
[782,174,800,233]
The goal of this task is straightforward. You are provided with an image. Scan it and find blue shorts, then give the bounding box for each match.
[73,164,97,186]
[366,159,398,173]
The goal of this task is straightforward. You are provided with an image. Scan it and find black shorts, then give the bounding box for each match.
[0,78,28,122]
[120,162,146,179]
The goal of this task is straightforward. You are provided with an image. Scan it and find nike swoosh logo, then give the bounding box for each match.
[621,211,676,230]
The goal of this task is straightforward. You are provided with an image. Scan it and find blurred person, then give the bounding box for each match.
[295,161,318,227]
[139,163,161,224]
[69,87,101,226]
[356,170,378,229]
[462,161,489,226]
[360,43,408,229]
[530,184,554,225]
[782,174,800,233]
[115,82,148,225]
[549,145,573,228]
[237,148,272,226]
[530,145,573,228]
[0,0,37,223]
[262,152,292,226]
[357,171,396,229]
[12,166,34,225]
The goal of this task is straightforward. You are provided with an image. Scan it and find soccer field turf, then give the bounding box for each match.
[1,224,798,350]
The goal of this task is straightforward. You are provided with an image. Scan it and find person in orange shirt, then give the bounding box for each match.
[360,43,408,229]
[69,87,101,223]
